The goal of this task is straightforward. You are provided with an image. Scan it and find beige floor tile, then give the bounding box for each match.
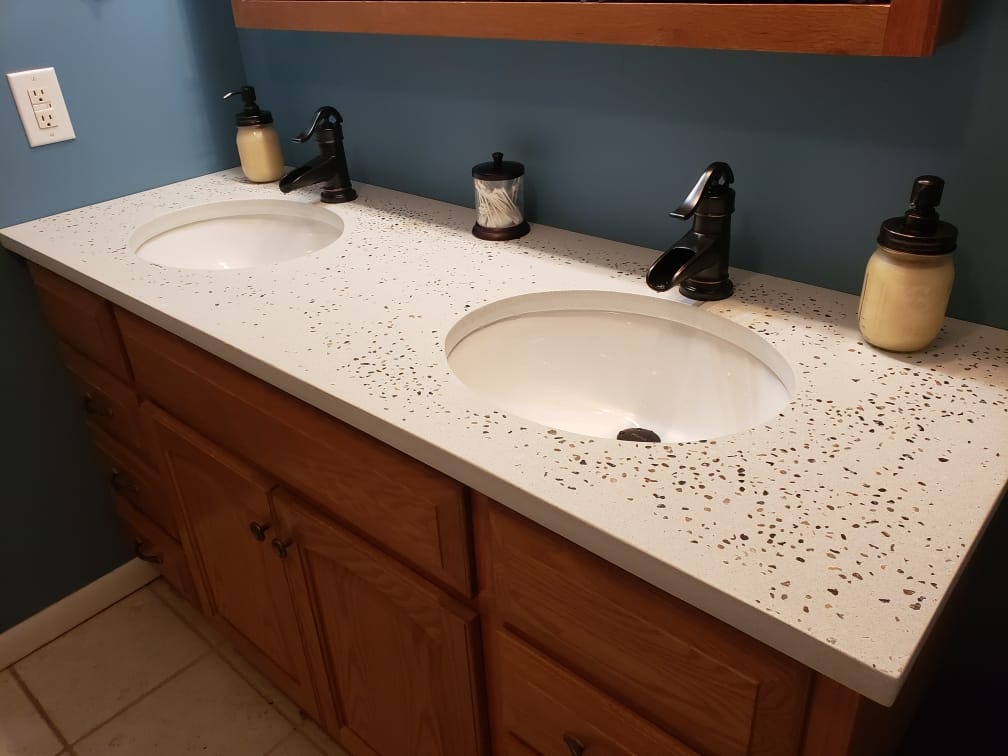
[14,588,208,743]
[0,669,63,756]
[74,654,293,756]
[218,643,302,724]
[147,578,225,646]
[267,731,324,756]
[299,719,349,756]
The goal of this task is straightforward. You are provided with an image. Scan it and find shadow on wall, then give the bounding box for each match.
[239,0,1007,329]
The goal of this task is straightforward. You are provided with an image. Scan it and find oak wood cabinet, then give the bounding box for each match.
[274,488,485,755]
[146,405,323,719]
[29,266,917,756]
[474,494,812,756]
[27,262,198,602]
[231,1,967,57]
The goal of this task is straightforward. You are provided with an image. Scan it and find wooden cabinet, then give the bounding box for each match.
[28,263,197,599]
[146,405,322,720]
[475,494,812,756]
[273,488,485,756]
[116,308,475,598]
[29,263,132,382]
[115,492,198,604]
[494,629,697,756]
[231,1,967,57]
[26,266,913,756]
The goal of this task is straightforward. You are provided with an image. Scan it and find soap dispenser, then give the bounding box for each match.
[858,176,957,352]
[222,86,284,183]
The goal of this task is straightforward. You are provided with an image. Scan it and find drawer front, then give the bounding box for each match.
[92,429,177,540]
[115,494,196,604]
[59,343,151,461]
[494,630,697,756]
[481,498,811,756]
[30,263,132,382]
[117,308,473,597]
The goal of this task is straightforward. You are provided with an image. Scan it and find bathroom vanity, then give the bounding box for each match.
[3,169,1006,755]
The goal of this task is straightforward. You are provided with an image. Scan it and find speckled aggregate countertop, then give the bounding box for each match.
[3,169,1007,706]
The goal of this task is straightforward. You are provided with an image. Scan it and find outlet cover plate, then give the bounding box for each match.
[7,67,76,147]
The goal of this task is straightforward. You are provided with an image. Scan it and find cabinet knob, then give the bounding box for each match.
[271,537,293,559]
[110,469,140,497]
[563,735,586,756]
[249,521,272,541]
[133,539,163,564]
[563,734,621,756]
[82,392,113,417]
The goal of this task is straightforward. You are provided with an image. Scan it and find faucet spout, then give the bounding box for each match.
[646,233,716,292]
[278,155,335,193]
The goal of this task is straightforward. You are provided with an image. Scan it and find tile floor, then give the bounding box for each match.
[0,579,348,756]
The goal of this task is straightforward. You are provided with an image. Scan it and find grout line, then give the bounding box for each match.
[214,642,308,729]
[6,582,155,670]
[264,729,325,756]
[147,579,309,730]
[67,647,214,746]
[8,666,72,751]
[146,580,224,653]
[146,579,218,644]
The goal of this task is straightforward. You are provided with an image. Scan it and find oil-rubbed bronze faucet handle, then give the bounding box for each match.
[293,106,343,143]
[671,161,735,219]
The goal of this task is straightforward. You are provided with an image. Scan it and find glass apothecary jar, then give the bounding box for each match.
[472,152,530,241]
[858,176,957,352]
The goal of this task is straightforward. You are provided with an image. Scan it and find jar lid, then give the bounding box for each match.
[223,85,274,127]
[473,152,524,180]
[877,176,957,255]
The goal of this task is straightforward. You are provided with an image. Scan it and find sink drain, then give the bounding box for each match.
[616,427,661,443]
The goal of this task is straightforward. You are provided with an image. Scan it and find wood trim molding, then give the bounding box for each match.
[883,0,965,56]
[232,1,891,56]
[0,559,158,669]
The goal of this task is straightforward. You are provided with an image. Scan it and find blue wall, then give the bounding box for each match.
[240,0,1007,329]
[0,0,245,631]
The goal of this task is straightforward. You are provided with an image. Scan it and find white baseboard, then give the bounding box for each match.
[0,558,159,669]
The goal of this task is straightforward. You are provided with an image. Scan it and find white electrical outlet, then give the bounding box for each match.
[35,108,56,129]
[6,67,75,147]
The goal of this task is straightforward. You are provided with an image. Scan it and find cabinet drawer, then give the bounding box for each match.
[117,308,474,597]
[30,264,132,382]
[92,428,177,540]
[59,343,151,462]
[480,498,811,756]
[494,630,696,756]
[115,494,196,604]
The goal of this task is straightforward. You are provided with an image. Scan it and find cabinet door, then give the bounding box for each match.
[493,630,697,756]
[273,488,485,756]
[146,405,320,718]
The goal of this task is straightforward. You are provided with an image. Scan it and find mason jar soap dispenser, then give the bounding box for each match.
[472,152,530,241]
[222,86,284,183]
[858,176,957,352]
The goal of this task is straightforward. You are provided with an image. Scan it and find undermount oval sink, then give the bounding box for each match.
[129,199,344,270]
[446,291,794,443]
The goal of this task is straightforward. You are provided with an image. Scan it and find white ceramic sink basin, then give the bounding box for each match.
[446,291,794,442]
[128,200,344,270]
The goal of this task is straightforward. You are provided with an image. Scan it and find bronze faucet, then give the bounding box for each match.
[647,162,735,301]
[279,106,357,204]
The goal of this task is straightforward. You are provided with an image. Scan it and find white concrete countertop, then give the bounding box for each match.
[3,169,1006,706]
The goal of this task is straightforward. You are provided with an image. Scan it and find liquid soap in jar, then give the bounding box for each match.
[472,152,530,241]
[222,86,284,183]
[858,176,957,352]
